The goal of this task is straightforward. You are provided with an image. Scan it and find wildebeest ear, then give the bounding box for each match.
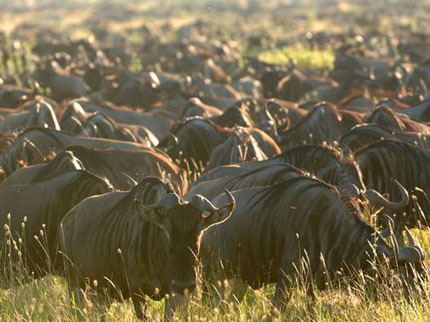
[197,190,235,231]
[135,193,180,224]
[200,208,232,231]
[135,198,164,225]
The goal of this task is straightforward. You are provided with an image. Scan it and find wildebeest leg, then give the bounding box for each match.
[165,292,187,322]
[62,253,85,318]
[230,278,248,303]
[272,275,293,311]
[93,291,113,322]
[305,280,317,321]
[131,293,147,321]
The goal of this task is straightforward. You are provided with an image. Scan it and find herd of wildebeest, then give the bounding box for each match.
[0,4,430,320]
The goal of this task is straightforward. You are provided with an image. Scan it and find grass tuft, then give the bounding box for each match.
[258,44,335,71]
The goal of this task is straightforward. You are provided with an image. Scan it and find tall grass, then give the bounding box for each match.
[1,264,430,321]
[0,210,429,321]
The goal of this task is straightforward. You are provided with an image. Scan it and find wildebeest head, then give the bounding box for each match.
[378,224,426,291]
[80,112,138,143]
[34,151,84,181]
[133,178,235,294]
[159,117,228,171]
[59,101,88,133]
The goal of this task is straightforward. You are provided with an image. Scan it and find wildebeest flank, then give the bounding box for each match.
[201,177,425,308]
[0,170,111,283]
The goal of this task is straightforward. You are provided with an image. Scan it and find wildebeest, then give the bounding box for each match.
[66,99,175,140]
[196,144,408,209]
[64,145,188,194]
[193,144,361,192]
[59,177,235,320]
[95,69,160,108]
[78,112,160,146]
[162,117,280,173]
[265,99,307,133]
[201,177,425,308]
[160,117,228,172]
[0,128,158,179]
[401,98,430,122]
[58,101,88,134]
[3,151,84,185]
[0,170,111,283]
[340,123,430,153]
[277,102,363,149]
[60,105,159,147]
[0,97,60,132]
[184,76,241,110]
[206,127,280,170]
[76,112,143,143]
[186,163,303,200]
[211,98,279,139]
[354,140,430,230]
[182,97,222,119]
[275,67,337,102]
[27,62,89,101]
[190,145,409,214]
[0,84,32,108]
[211,104,254,129]
[367,105,430,134]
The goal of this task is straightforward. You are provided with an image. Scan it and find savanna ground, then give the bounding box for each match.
[1,0,430,320]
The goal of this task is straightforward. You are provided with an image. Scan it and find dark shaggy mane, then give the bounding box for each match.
[170,116,232,136]
[280,102,341,135]
[18,127,76,144]
[354,138,428,158]
[224,163,303,186]
[41,169,113,191]
[250,176,364,221]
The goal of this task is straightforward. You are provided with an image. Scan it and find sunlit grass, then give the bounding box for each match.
[258,44,335,71]
[1,265,430,321]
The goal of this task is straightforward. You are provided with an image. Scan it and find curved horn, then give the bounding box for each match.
[262,105,271,118]
[121,172,137,187]
[167,133,179,145]
[190,194,218,213]
[149,71,161,89]
[70,115,84,129]
[403,228,425,261]
[398,247,424,264]
[165,133,179,155]
[81,121,97,137]
[122,128,139,143]
[405,228,416,246]
[190,189,235,215]
[195,189,235,230]
[365,180,409,210]
[387,219,399,263]
[223,188,236,212]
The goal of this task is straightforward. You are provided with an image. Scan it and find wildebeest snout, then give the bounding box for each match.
[172,278,196,293]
